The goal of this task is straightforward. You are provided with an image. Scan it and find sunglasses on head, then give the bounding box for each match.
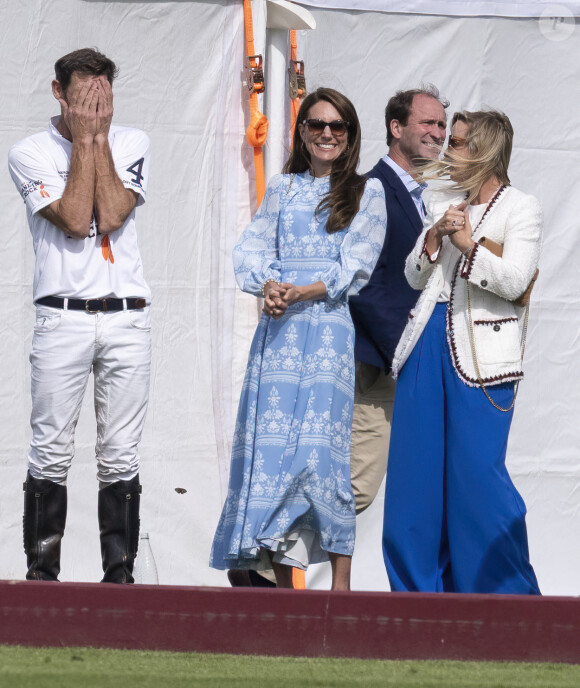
[302,119,350,135]
[448,135,467,149]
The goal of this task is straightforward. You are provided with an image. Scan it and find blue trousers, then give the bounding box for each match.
[383,303,540,594]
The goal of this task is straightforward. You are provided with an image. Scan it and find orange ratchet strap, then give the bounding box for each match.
[243,0,268,205]
[288,30,307,135]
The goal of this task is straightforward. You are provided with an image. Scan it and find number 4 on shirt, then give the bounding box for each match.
[126,158,144,187]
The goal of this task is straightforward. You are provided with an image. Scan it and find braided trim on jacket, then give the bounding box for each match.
[445,258,524,388]
[473,317,518,326]
[459,186,508,282]
[460,242,480,280]
[422,230,438,264]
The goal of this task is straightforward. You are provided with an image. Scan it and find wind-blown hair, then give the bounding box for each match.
[282,87,365,234]
[419,110,513,200]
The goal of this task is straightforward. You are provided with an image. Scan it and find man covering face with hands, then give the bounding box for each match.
[8,48,152,584]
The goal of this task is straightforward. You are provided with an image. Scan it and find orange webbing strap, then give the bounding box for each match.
[289,29,307,138]
[243,0,268,205]
[290,31,297,70]
[289,30,301,134]
[292,567,306,589]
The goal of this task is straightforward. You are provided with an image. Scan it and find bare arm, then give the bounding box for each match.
[93,77,138,234]
[280,281,327,306]
[39,81,99,239]
[93,140,138,234]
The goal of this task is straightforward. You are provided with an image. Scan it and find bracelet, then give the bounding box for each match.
[261,278,278,297]
[463,244,474,259]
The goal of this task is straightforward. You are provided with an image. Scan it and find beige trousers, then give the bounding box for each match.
[350,361,396,515]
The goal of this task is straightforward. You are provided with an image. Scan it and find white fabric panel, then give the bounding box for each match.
[1,1,578,596]
[0,0,250,587]
[297,0,580,17]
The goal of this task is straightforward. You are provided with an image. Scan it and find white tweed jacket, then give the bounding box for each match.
[392,186,543,387]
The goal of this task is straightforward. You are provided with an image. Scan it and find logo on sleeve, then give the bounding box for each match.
[126,158,144,189]
[20,180,49,200]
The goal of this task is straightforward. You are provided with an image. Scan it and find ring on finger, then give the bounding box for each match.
[452,220,456,227]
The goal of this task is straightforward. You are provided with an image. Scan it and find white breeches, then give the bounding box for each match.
[28,305,151,484]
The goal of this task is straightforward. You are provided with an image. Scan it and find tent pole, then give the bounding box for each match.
[264,0,315,180]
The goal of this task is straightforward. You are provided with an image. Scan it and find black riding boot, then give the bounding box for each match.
[98,476,141,583]
[23,472,67,581]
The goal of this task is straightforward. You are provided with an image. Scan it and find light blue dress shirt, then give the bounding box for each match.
[381,154,428,220]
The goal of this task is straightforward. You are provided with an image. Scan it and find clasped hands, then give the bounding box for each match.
[263,282,302,319]
[58,75,113,144]
[428,201,475,255]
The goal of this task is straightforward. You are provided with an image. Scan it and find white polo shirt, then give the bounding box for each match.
[8,117,151,302]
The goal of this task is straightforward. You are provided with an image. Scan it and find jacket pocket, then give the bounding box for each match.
[472,317,521,366]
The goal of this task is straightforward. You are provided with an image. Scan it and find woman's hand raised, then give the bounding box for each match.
[426,202,472,255]
[446,204,475,255]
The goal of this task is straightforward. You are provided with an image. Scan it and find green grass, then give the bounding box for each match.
[1,646,580,687]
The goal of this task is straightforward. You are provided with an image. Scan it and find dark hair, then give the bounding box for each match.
[54,48,118,91]
[283,87,365,234]
[385,84,449,145]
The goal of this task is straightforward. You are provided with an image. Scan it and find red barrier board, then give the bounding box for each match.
[1,580,579,663]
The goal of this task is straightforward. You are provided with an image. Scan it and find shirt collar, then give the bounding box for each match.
[49,116,71,144]
[382,153,427,196]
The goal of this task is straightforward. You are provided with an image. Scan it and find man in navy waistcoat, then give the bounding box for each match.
[349,86,448,514]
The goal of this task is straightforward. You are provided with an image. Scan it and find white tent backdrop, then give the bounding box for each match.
[0,0,578,595]
[299,0,580,18]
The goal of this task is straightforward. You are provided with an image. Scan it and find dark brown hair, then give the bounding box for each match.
[283,87,365,234]
[55,48,118,91]
[385,84,449,145]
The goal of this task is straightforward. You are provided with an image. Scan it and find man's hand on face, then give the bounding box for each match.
[58,78,99,144]
[95,76,114,142]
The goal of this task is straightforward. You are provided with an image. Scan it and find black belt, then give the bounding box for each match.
[36,296,147,313]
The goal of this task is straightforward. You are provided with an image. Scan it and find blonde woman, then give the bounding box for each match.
[383,110,541,594]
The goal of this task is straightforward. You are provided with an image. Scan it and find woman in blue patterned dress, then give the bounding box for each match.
[210,88,386,590]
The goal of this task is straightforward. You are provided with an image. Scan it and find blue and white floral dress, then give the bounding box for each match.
[210,171,386,571]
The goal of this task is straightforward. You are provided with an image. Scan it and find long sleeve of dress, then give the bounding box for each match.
[319,177,386,303]
[232,174,284,296]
